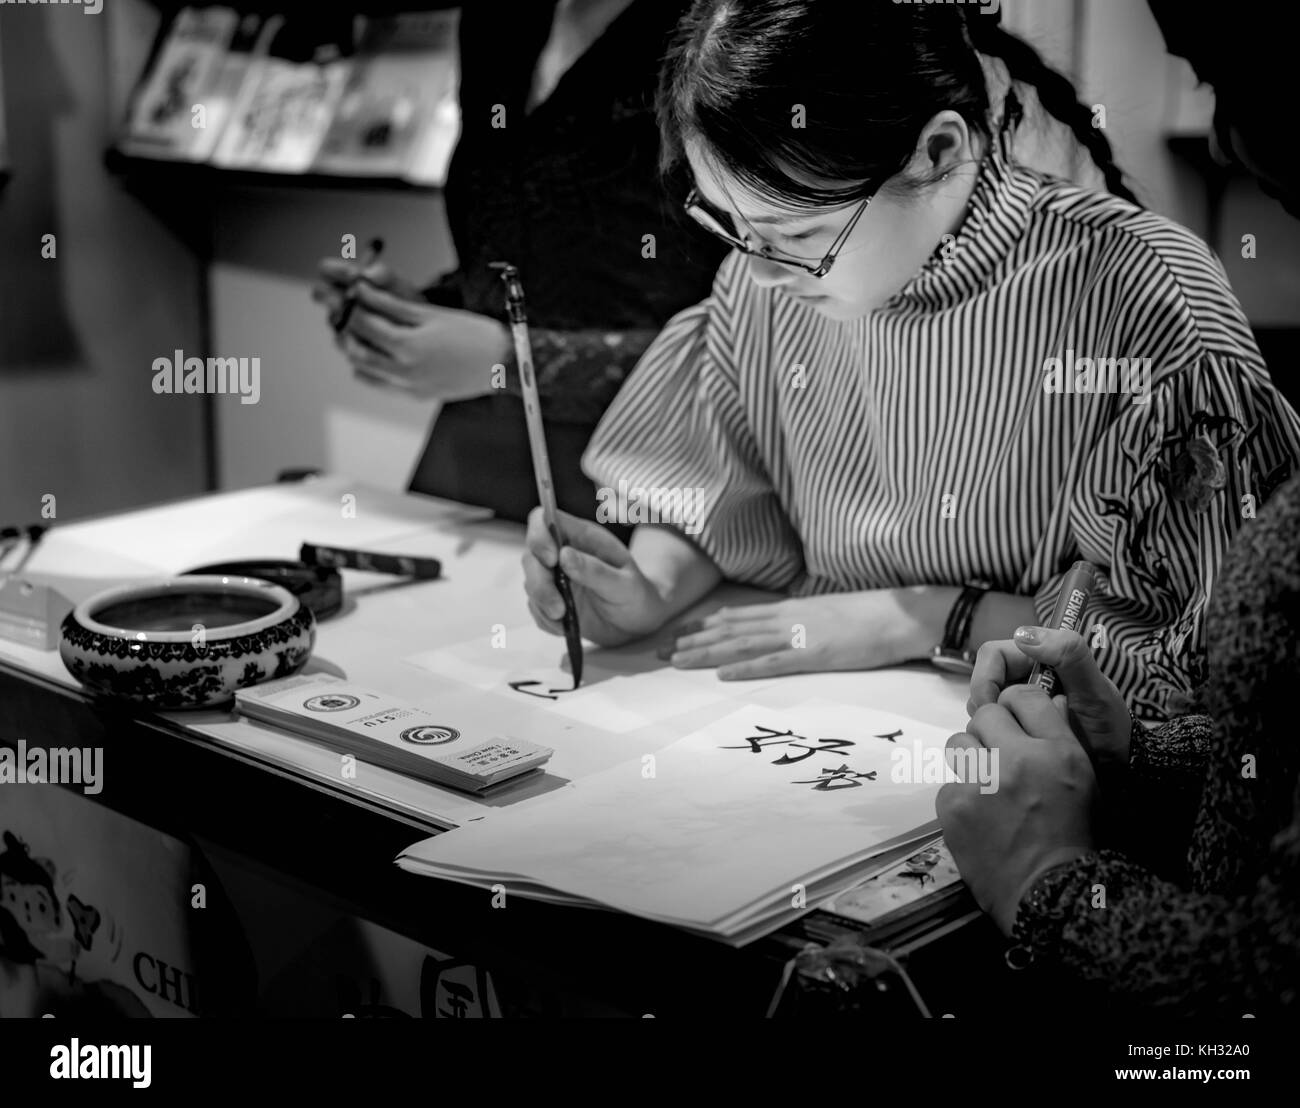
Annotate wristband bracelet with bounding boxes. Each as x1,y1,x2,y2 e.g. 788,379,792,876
930,579,992,675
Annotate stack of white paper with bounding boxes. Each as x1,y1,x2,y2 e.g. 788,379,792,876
237,675,552,793
398,704,959,944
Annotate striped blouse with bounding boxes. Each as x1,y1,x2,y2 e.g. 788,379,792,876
582,139,1300,720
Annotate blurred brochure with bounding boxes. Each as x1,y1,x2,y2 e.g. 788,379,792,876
117,7,460,184
187,12,284,163
119,6,240,161
210,23,349,173
314,10,461,184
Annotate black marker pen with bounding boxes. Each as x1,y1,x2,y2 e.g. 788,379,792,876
1027,560,1098,697
300,541,441,580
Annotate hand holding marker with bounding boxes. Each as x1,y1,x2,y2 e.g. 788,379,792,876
1027,560,1098,696
331,237,385,334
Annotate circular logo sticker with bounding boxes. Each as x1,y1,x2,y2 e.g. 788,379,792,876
304,694,361,712
400,725,460,746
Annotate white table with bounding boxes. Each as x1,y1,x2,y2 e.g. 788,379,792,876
2,477,971,833
0,478,988,1016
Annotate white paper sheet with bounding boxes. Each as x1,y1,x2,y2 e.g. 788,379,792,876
25,478,489,582
399,702,954,939
405,621,781,733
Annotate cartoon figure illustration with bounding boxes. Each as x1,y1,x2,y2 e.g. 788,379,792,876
1,830,76,1015
0,830,149,1017
66,894,102,953
0,830,59,952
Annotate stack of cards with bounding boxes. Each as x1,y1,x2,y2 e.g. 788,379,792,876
235,675,552,793
815,838,970,945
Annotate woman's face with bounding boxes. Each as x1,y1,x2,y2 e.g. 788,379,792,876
684,120,979,319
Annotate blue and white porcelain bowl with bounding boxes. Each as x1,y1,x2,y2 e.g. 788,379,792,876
59,576,316,709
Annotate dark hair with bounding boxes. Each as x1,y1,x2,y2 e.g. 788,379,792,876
657,0,1137,210
0,831,54,893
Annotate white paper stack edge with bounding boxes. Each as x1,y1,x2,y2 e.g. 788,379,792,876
236,674,551,793
396,703,955,945
398,823,941,946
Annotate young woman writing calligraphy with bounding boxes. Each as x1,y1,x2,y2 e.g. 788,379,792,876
521,0,1300,719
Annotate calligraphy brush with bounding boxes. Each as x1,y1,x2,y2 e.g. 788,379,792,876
491,261,583,688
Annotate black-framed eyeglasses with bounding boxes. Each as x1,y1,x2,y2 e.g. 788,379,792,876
684,187,873,278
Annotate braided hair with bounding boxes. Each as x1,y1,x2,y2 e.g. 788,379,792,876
964,15,1138,205
658,0,1138,210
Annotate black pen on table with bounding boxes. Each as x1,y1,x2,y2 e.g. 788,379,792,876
1026,559,1098,696
0,527,20,567
299,541,441,580
492,260,584,689
0,525,47,575
332,237,385,334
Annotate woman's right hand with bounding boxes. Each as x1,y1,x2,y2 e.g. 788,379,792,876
313,258,423,317
312,259,508,399
968,627,1133,772
523,509,670,647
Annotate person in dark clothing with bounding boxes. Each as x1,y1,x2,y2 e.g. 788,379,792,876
939,471,1300,1013
313,0,726,523
1148,0,1300,218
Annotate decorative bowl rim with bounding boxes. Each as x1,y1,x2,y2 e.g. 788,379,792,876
69,575,301,645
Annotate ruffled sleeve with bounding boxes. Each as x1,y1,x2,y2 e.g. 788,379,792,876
582,254,804,590
1037,352,1300,720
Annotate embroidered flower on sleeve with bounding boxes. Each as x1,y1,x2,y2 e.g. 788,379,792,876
1156,412,1245,513
1168,431,1227,511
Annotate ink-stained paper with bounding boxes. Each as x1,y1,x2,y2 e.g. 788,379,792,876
405,622,781,734
398,703,953,944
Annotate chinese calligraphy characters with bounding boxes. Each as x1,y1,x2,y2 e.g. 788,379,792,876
719,724,900,791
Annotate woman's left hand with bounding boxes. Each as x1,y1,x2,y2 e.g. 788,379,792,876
938,684,1097,935
667,589,942,680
